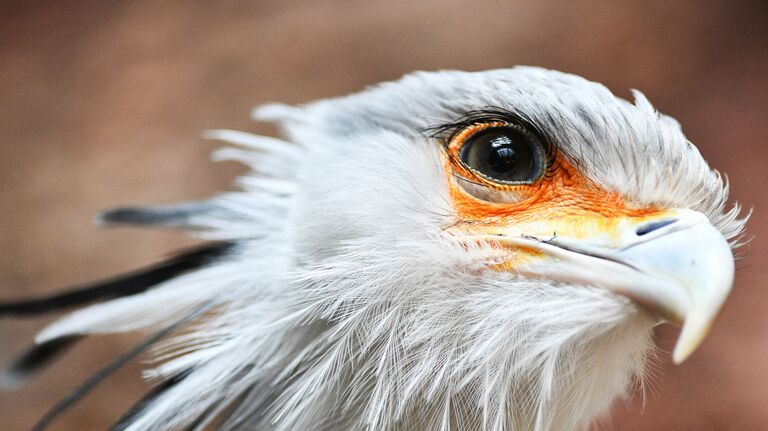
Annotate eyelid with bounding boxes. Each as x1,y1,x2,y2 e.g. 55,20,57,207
453,175,526,203
447,121,506,153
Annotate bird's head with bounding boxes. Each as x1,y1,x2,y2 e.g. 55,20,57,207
2,67,748,431
246,67,746,428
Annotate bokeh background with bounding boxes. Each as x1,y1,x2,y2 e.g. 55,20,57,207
1,1,766,430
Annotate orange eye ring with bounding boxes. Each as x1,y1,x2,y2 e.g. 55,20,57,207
447,121,549,191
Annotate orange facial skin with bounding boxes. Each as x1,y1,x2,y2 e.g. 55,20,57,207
444,122,669,250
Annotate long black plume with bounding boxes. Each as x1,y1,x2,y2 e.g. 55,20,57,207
32,302,213,431
111,369,193,431
0,336,82,389
0,242,235,318
96,202,217,229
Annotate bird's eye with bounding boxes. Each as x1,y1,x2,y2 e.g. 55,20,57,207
458,125,545,186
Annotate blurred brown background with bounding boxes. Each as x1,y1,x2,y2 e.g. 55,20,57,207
0,1,766,430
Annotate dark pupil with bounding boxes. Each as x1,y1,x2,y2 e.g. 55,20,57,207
487,136,518,173
460,127,539,183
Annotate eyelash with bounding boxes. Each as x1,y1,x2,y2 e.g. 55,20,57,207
427,108,559,187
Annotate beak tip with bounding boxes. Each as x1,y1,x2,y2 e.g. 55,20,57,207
671,314,717,365
671,345,692,365
671,332,695,364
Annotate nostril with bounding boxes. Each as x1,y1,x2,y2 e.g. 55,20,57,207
636,219,677,236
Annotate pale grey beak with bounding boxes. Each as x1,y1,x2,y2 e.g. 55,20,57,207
490,210,735,364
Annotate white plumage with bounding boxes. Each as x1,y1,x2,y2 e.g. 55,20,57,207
2,67,747,430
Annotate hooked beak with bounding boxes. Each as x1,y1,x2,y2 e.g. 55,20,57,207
478,209,734,364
